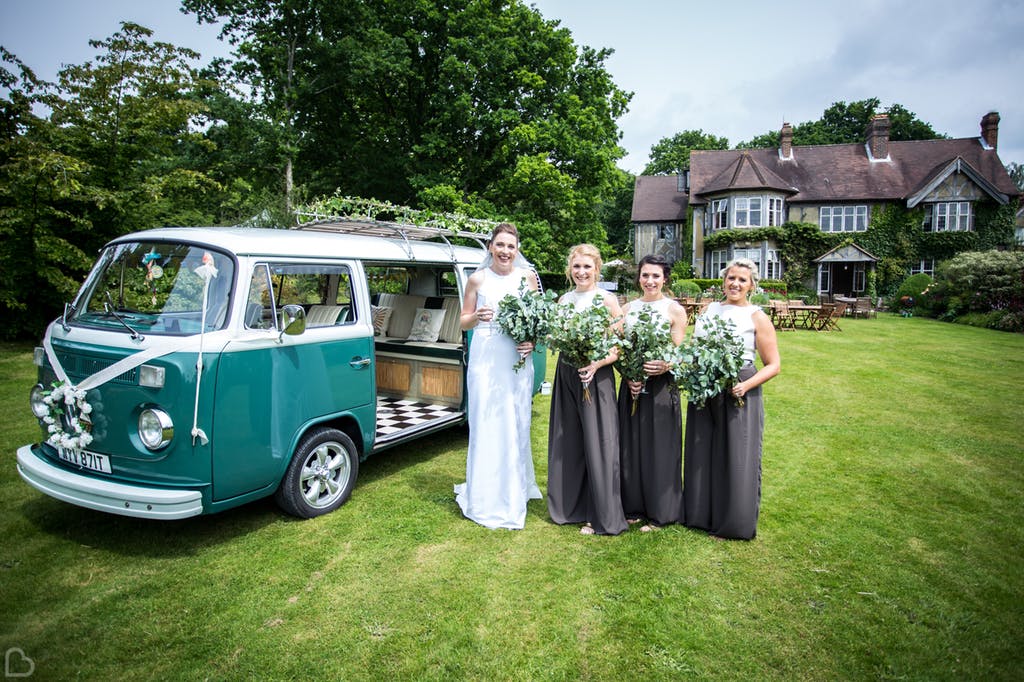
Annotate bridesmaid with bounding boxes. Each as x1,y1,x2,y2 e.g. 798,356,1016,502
683,258,780,540
618,254,688,531
546,244,628,536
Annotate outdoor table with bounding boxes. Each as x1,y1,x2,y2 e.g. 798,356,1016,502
788,304,822,329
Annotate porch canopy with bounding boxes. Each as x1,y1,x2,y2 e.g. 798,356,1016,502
813,243,879,266
813,243,879,297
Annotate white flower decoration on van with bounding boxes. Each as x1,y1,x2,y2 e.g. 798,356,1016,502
41,381,94,453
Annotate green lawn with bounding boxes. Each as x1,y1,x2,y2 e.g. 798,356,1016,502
2,315,1023,680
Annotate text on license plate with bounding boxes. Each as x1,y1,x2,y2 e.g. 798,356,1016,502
58,448,112,474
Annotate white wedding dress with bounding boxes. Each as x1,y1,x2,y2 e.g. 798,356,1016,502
455,266,542,529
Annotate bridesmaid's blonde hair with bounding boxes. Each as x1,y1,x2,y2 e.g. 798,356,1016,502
565,244,603,283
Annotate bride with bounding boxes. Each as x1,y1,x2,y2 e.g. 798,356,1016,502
454,223,542,529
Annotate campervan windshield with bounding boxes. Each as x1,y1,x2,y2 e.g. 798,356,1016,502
70,240,235,336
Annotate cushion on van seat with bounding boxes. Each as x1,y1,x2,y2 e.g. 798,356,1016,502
376,293,426,338
438,297,463,344
306,305,345,327
371,305,393,336
407,308,446,342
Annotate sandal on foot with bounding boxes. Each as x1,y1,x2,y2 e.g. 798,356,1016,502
580,524,596,536
627,518,643,525
639,523,660,532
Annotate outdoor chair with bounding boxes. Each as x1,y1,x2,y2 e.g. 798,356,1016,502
815,302,845,331
852,297,876,318
773,301,797,331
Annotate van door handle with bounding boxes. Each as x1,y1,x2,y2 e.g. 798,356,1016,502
349,357,372,368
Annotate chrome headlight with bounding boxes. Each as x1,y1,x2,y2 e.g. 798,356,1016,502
138,408,174,450
30,383,50,419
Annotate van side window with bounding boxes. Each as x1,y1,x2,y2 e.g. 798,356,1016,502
245,263,277,329
250,263,355,328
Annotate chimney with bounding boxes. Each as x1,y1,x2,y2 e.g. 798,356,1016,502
780,122,793,159
981,111,1000,150
866,114,890,160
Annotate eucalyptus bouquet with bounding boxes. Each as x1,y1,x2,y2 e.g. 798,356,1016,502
615,307,678,415
546,295,619,402
495,281,558,371
674,314,746,408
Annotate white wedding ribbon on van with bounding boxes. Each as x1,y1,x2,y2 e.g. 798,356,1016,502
42,256,221,449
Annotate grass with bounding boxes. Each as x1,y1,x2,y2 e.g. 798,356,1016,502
1,314,1023,680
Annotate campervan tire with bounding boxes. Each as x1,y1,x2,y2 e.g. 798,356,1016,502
276,427,358,518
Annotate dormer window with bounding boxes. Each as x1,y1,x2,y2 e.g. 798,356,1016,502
923,201,972,232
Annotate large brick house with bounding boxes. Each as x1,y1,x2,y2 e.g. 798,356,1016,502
631,112,1021,296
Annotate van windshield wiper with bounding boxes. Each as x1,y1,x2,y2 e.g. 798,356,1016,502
104,292,144,341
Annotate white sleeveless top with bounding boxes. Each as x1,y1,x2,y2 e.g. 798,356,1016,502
560,288,602,311
625,296,672,328
696,301,758,364
476,266,530,334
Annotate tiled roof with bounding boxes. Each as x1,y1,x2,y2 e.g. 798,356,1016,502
688,137,1020,205
699,151,798,196
631,174,688,222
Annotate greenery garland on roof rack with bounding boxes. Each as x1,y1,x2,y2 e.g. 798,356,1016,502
296,195,500,236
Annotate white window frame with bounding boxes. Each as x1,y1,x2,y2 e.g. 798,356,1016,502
711,199,729,231
709,249,729,277
767,197,784,226
734,197,763,227
909,259,935,276
820,205,868,232
817,264,830,293
853,263,866,292
926,201,972,232
764,249,782,280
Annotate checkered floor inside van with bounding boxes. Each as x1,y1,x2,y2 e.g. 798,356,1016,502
376,396,460,439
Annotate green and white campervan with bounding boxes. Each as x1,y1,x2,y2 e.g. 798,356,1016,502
17,219,545,520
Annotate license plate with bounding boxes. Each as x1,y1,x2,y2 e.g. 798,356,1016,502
58,448,112,474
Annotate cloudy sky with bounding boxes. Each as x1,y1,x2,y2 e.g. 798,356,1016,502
3,0,1022,173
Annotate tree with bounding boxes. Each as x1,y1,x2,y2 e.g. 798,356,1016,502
642,129,729,175
188,0,631,271
1,24,223,338
1006,162,1024,191
738,99,944,148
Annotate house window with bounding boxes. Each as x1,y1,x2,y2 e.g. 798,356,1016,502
909,259,934,276
924,202,972,232
732,248,761,273
709,249,729,277
735,197,762,227
658,224,676,241
767,197,784,226
764,249,782,280
711,199,729,230
820,205,868,232
818,264,830,293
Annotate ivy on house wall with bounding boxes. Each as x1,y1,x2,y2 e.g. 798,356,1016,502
699,199,1016,297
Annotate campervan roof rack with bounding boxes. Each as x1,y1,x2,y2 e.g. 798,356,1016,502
294,200,497,260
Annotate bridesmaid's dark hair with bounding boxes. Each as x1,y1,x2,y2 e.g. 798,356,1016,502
636,254,671,283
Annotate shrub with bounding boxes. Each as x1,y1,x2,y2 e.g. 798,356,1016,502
891,273,933,312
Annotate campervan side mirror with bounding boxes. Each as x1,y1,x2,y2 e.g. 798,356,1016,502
279,304,306,340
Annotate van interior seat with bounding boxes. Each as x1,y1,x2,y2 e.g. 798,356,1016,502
306,304,345,327
374,293,463,352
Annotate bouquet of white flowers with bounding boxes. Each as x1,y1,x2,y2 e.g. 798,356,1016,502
547,295,619,402
674,315,746,408
615,307,678,415
495,281,558,371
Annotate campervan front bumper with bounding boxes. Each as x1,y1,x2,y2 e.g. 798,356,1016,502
16,444,203,520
